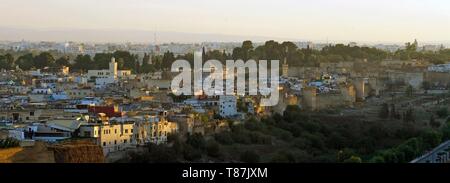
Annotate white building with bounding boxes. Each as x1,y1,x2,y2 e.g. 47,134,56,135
86,57,132,87
78,120,135,156
219,95,237,118
31,88,53,95
428,63,450,73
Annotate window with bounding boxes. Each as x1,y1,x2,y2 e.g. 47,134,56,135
84,131,91,137
124,139,127,144
103,142,106,146
115,129,117,134
30,112,34,116
131,129,133,133
114,140,117,145
125,129,128,134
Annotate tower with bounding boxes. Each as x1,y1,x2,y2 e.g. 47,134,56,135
282,46,289,78
302,87,317,111
353,78,366,102
109,57,118,80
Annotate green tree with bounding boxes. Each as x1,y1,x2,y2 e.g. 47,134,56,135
421,130,443,150
34,52,55,68
113,51,138,72
187,133,206,150
93,53,113,69
161,51,175,70
0,55,8,70
206,140,221,158
0,138,20,148
183,144,202,161
370,156,385,163
16,53,35,70
343,156,362,163
240,150,260,163
140,53,155,73
214,132,234,145
72,54,93,73
337,148,357,162
405,85,414,97
270,151,296,163
429,115,440,128
403,107,415,123
55,55,70,67
0,53,15,70
436,108,449,119
379,103,390,119
5,53,15,70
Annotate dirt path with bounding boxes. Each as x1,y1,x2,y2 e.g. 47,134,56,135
10,142,55,163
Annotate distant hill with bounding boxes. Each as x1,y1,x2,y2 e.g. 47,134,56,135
0,27,296,43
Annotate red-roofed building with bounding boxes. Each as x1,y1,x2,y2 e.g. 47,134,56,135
88,106,123,117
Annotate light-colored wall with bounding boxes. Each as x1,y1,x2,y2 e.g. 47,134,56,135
79,123,134,155
65,89,94,99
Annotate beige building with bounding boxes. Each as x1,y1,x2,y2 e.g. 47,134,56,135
78,120,135,155
133,116,178,145
65,88,95,99
0,109,74,123
302,84,356,111
86,57,131,81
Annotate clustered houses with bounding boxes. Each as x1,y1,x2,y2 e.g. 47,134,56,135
0,61,183,158
0,55,238,159
5,109,179,156
78,116,135,155
1,43,448,160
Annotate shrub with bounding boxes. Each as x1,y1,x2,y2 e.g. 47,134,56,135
0,138,20,149
183,144,202,161
214,132,234,145
186,133,206,150
343,156,362,163
206,140,221,158
436,108,449,118
270,151,296,163
240,150,260,163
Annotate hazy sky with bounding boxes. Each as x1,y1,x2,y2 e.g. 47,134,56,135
1,0,450,43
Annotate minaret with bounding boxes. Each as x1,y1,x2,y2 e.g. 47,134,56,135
109,57,118,80
282,46,289,78
202,46,207,61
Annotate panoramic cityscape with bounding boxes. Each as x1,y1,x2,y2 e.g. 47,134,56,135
0,0,449,169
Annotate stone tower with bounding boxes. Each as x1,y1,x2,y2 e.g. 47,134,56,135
282,46,289,78
109,57,118,80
